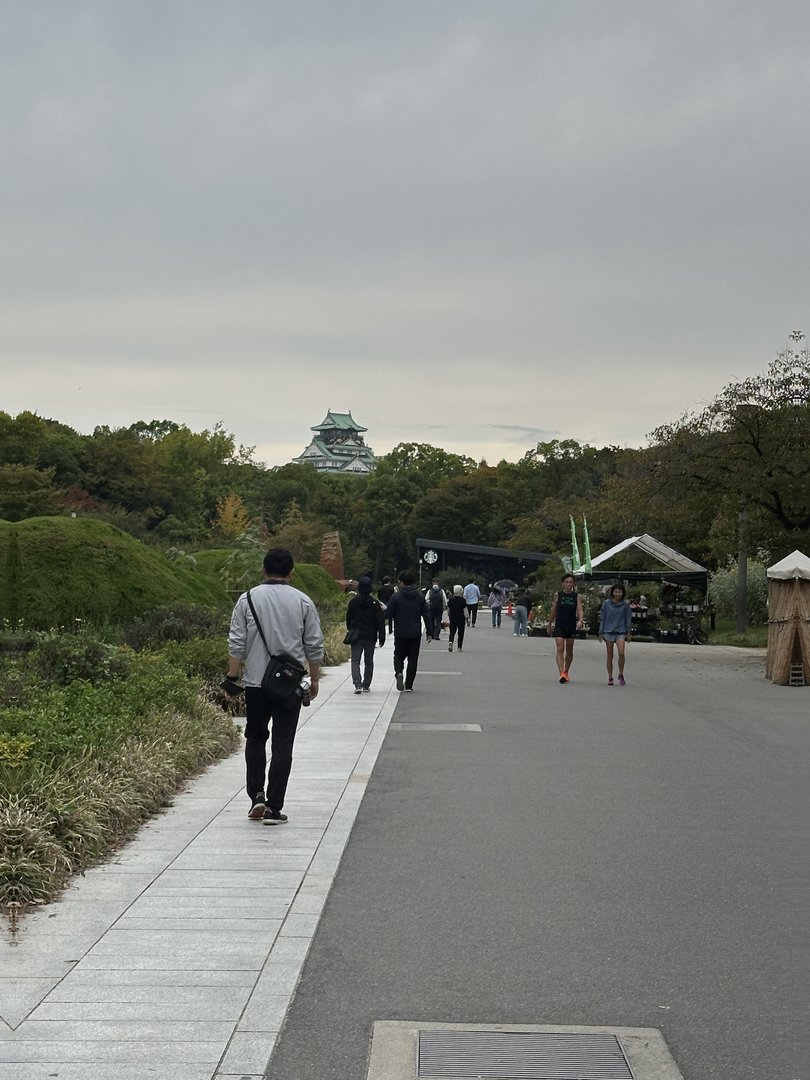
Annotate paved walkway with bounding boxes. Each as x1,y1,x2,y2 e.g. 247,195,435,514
1,654,398,1079
2,629,804,1080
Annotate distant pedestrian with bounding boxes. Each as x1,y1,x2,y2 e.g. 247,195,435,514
446,585,468,652
462,578,481,626
386,571,432,692
378,575,396,634
488,587,503,628
426,577,447,640
225,548,324,824
513,587,533,637
548,573,584,683
345,576,386,693
598,583,632,686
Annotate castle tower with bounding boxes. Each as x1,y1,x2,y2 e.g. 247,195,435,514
293,410,377,473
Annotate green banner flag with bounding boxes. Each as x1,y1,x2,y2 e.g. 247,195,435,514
583,515,592,573
569,515,581,572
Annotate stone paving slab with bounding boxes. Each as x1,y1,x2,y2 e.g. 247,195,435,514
0,1040,226,1064
0,1067,219,1080
0,657,398,1080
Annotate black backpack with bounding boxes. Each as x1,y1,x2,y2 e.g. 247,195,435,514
428,586,444,612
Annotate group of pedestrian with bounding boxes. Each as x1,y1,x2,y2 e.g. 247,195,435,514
223,550,634,827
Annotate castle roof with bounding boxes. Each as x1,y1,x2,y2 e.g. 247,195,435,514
311,410,367,434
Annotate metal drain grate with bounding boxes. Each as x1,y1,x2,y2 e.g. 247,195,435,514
417,1030,634,1079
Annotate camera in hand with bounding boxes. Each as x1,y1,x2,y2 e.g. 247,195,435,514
219,676,243,697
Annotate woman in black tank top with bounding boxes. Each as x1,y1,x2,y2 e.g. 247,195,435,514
548,573,583,684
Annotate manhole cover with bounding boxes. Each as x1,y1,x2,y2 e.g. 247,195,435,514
418,1030,634,1079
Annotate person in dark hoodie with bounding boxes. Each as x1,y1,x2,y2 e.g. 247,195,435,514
345,576,386,693
385,570,431,692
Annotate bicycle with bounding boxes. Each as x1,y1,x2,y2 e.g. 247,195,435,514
684,618,707,645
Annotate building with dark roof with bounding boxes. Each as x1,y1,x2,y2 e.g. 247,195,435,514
293,410,377,473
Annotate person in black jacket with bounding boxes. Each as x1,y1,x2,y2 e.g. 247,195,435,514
345,576,386,693
385,570,431,692
446,585,468,652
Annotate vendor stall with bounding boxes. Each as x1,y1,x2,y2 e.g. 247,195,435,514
575,533,709,643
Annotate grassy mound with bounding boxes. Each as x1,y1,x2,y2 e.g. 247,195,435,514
290,563,346,605
0,517,231,628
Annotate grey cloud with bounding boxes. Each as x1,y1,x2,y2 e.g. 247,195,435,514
2,1,808,467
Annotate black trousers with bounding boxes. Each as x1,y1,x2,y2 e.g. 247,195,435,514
449,616,465,648
351,639,376,688
393,635,422,689
428,609,444,639
244,687,301,811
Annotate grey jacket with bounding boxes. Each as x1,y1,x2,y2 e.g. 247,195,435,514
228,582,324,687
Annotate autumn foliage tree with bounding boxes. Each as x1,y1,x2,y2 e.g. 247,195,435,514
213,493,251,541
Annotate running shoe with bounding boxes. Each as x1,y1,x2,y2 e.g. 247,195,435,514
607,677,614,686
618,674,626,686
248,794,266,820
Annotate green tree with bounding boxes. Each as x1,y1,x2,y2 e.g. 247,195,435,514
650,334,810,548
267,500,329,563
408,470,504,547
0,464,59,521
382,443,476,492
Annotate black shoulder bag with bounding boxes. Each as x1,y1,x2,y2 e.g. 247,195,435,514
246,589,307,703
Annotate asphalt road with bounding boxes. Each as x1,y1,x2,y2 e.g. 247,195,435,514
267,625,808,1080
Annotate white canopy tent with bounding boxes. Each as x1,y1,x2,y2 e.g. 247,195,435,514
575,533,708,593
766,550,810,580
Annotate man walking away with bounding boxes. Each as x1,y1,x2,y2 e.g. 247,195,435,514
346,576,386,692
386,571,431,691
378,575,395,634
462,578,481,626
426,578,447,640
225,548,324,824
447,585,468,652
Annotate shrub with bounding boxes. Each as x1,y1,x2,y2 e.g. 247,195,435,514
121,603,228,650
708,559,769,625
32,630,132,686
156,636,225,683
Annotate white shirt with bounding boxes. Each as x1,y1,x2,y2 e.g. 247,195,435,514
462,583,481,605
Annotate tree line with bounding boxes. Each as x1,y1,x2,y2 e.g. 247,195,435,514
2,337,807,579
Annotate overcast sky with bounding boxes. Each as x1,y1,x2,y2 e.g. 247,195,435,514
3,1,808,467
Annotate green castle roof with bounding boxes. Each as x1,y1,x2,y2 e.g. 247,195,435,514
311,410,367,433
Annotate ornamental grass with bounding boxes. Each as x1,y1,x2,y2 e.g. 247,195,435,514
0,645,239,931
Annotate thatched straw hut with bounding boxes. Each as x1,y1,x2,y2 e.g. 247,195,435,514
765,550,810,686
